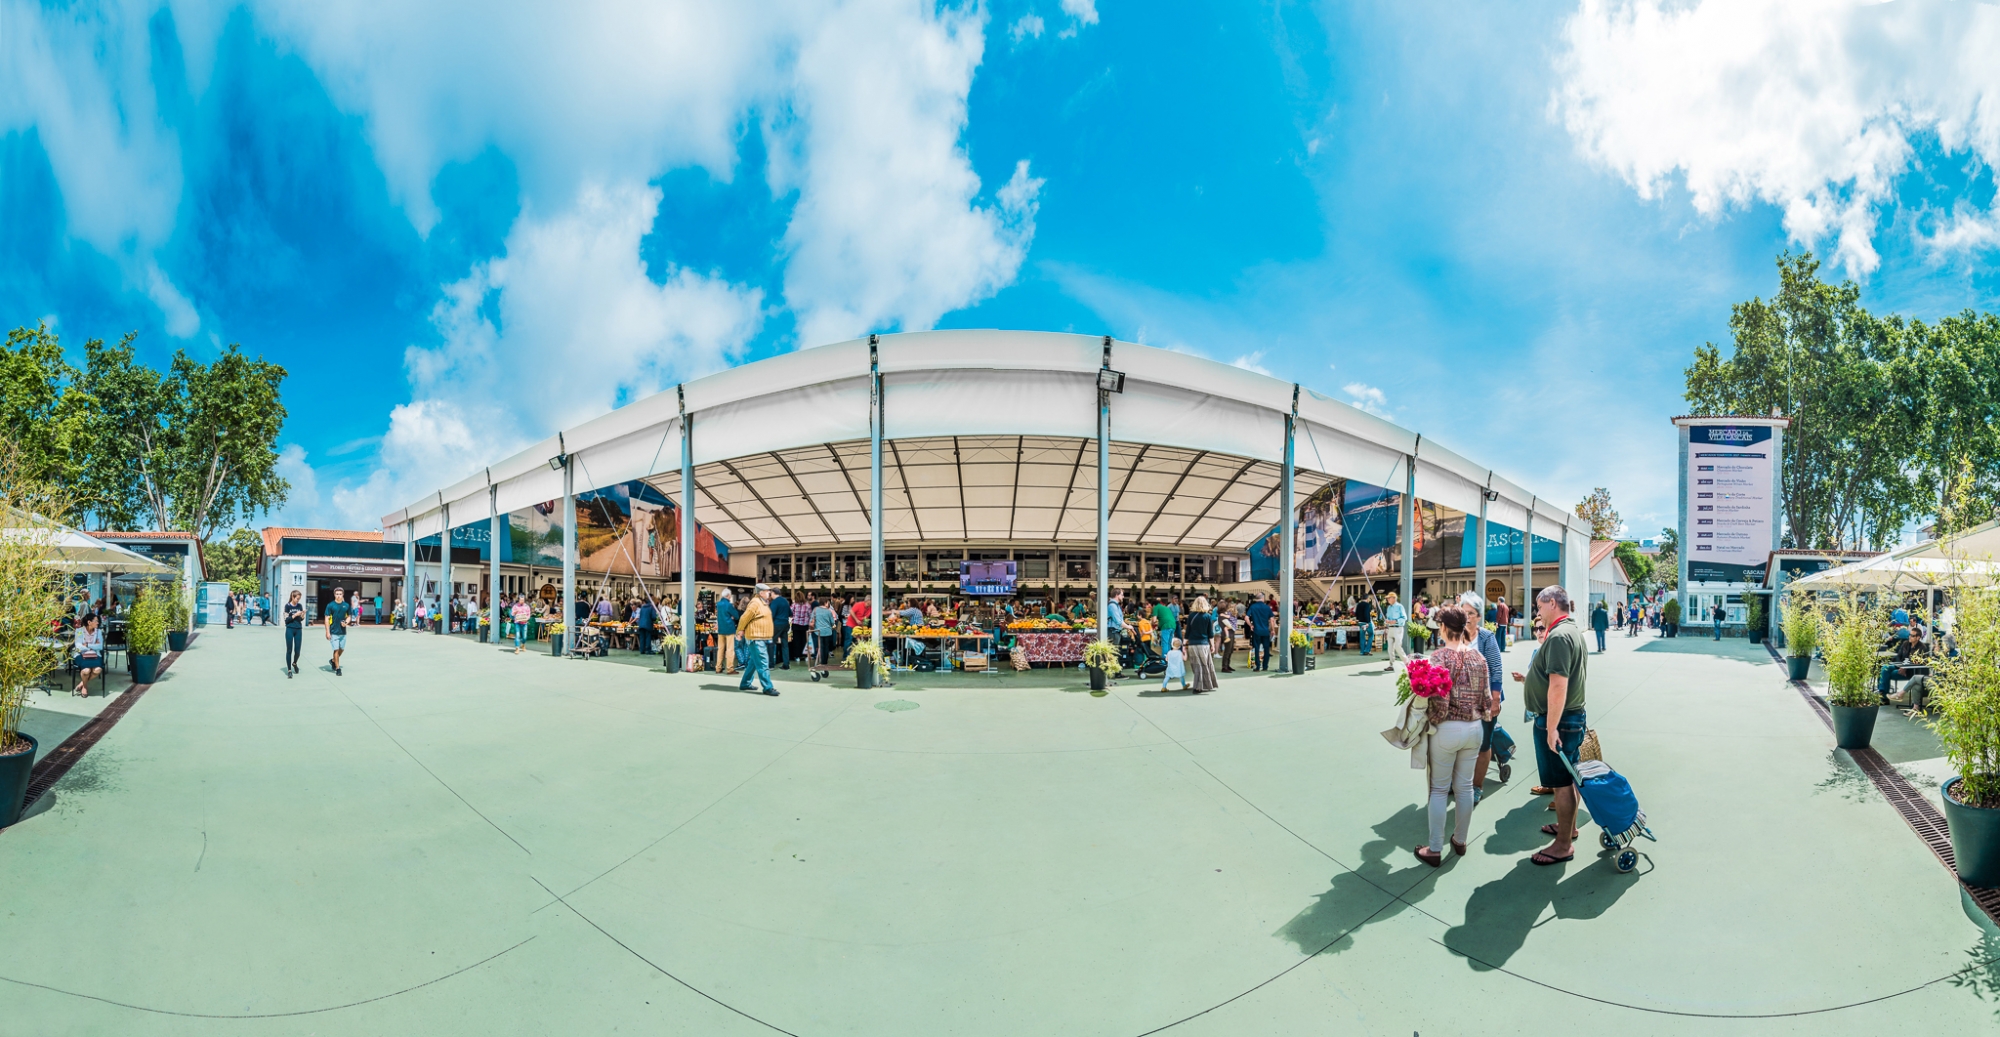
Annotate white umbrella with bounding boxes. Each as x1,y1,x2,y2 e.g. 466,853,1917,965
1791,522,2000,592
1,507,179,575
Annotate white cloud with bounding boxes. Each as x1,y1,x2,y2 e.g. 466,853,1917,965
1010,13,1045,42
1342,382,1390,417
1553,0,2000,275
1230,351,1273,376
1058,0,1099,38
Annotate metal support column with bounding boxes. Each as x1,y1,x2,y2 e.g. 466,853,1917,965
1523,499,1536,618
488,480,501,643
1474,481,1490,610
1279,386,1298,672
561,446,575,656
404,520,416,628
1399,452,1416,620
679,390,695,656
438,500,451,635
1096,341,1112,643
869,336,884,651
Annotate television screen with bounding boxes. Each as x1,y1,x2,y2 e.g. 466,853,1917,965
959,560,1017,596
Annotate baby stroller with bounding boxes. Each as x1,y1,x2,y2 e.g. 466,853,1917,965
1561,754,1656,873
1120,635,1168,678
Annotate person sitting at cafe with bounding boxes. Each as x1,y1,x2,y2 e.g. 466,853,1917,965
1877,626,1928,700
72,613,106,697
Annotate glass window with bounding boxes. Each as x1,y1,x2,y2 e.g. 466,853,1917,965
802,554,833,582
1016,552,1050,579
1222,560,1239,583
1184,556,1206,582
1108,553,1135,578
838,554,871,581
890,553,920,580
1061,553,1093,579
925,550,963,580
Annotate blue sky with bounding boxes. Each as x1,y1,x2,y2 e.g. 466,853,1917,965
5,0,1998,539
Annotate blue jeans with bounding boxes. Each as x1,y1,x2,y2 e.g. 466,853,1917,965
1359,621,1375,655
738,639,774,692
1250,634,1271,670
1595,629,1606,651
1714,620,1721,641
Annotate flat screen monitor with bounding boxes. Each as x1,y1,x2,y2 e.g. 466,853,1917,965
960,560,1017,596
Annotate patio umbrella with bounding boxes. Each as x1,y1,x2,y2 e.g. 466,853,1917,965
1791,521,2000,592
1,507,179,575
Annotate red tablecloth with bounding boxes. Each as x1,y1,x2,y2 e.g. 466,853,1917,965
1016,631,1089,663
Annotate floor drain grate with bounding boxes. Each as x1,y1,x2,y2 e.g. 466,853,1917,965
1766,643,2000,924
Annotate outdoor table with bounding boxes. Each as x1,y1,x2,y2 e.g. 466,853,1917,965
1014,631,1089,665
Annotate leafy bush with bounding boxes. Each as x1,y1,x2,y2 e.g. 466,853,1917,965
1744,591,1766,636
659,634,685,651
1662,598,1681,626
1930,588,2000,808
1289,630,1311,648
0,446,76,750
165,587,192,632
128,585,169,657
1822,593,1886,708
1782,589,1820,658
846,639,882,668
1083,639,1120,672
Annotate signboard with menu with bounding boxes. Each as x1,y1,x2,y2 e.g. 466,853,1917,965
1675,417,1786,586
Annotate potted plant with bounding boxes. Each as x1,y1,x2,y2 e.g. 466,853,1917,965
1781,589,1818,681
1,453,73,827
660,633,685,673
1822,593,1885,751
547,621,566,657
165,588,191,652
1662,597,1681,638
1083,639,1120,691
849,639,883,689
1288,629,1311,674
127,585,169,685
1928,585,2000,887
1744,591,1767,644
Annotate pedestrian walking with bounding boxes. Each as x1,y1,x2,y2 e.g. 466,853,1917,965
811,595,839,666
1383,591,1410,663
1460,593,1512,792
1512,587,1588,866
1591,599,1609,652
1217,604,1239,673
1184,596,1219,693
737,584,779,696
511,596,532,653
1414,604,1498,866
283,590,305,676
1355,594,1376,656
716,591,740,674
325,586,353,676
768,588,791,668
1712,602,1724,640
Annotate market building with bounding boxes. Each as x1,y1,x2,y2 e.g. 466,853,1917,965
385,330,1593,668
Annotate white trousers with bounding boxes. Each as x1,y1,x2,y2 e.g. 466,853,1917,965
1387,623,1410,663
1428,719,1484,853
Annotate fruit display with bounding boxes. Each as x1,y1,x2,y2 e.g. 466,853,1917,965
1007,618,1073,631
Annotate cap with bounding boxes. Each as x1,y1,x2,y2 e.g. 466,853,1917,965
755,582,771,592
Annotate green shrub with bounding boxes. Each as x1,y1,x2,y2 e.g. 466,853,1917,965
846,639,882,668
1083,639,1120,672
1822,593,1886,708
1663,598,1681,626
1289,629,1311,648
1930,588,2000,808
128,585,169,657
1781,589,1820,658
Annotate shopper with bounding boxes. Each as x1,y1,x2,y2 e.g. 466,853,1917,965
716,590,740,674
1712,602,1724,640
1513,587,1588,866
72,613,105,696
511,596,532,654
1383,591,1409,664
1414,604,1496,866
790,592,811,667
768,588,791,668
1461,593,1511,792
325,586,353,676
811,596,839,666
737,584,779,696
1218,604,1239,673
1590,599,1609,652
1355,593,1376,656
1184,596,1218,693
283,590,305,676
1152,597,1178,653
635,595,658,656
1246,596,1273,671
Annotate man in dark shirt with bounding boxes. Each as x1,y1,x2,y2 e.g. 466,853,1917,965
1512,586,1588,865
1246,597,1273,672
635,596,657,657
768,588,791,668
324,587,352,676
1354,595,1376,656
283,589,306,677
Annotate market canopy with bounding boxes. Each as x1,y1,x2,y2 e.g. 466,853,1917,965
1,507,180,575
1791,520,2000,592
384,330,1590,554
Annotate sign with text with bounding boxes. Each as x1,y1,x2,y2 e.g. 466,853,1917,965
307,561,404,577
1685,423,1777,583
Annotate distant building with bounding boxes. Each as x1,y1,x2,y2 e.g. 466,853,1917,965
1588,540,1631,606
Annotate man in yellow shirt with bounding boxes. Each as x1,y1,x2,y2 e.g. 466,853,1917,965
737,583,779,696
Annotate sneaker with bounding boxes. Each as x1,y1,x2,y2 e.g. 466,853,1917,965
762,689,780,696
336,667,343,676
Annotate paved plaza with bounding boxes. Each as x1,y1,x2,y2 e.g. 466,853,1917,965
3,626,1997,1036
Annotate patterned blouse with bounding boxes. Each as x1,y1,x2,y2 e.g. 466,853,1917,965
1427,644,1490,723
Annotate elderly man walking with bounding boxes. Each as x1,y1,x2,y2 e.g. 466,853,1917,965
737,584,779,696
1383,591,1410,664
1513,586,1589,866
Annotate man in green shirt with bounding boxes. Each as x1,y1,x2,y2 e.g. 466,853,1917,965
1151,600,1178,651
324,586,353,677
1511,585,1588,866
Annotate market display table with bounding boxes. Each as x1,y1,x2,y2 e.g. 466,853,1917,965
1013,631,1089,664
884,631,997,671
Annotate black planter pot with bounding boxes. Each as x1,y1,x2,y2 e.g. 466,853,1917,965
856,656,876,689
0,733,39,828
1749,631,1764,645
1290,645,1308,674
663,649,682,674
1830,703,1879,750
166,630,188,652
550,633,564,657
1088,665,1106,691
1943,777,2000,888
1786,656,1811,681
132,653,160,685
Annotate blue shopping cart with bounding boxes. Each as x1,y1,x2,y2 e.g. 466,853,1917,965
1562,753,1656,873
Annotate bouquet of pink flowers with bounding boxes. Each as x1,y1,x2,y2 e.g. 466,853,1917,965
1395,658,1455,705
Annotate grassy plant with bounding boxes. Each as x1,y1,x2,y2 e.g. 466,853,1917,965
659,633,685,651
1823,593,1887,708
846,639,882,669
1782,588,1821,658
1,444,79,751
1288,629,1311,648
164,586,192,632
1083,639,1120,672
1930,587,2000,808
127,585,169,657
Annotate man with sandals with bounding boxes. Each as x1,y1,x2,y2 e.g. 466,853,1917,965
1512,586,1589,866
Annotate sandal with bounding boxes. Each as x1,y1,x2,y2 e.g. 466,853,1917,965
1539,823,1577,839
1530,849,1574,866
1413,846,1443,868
1450,839,1468,857
1531,785,1554,795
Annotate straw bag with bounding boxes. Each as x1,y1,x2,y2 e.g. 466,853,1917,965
1009,644,1029,671
1579,729,1603,762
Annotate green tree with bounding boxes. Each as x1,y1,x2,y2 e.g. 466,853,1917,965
1655,527,1679,591
0,324,88,488
204,527,265,593
1888,310,2000,534
1574,487,1621,540
1615,541,1654,591
1685,252,1916,549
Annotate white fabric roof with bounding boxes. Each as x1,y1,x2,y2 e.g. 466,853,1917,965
384,331,1589,552
1791,520,2000,591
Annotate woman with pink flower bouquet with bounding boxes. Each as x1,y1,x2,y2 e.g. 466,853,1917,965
1413,604,1501,866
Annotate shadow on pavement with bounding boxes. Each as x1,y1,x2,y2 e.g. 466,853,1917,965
1274,804,1441,955
1443,845,1638,970
1482,797,1591,856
